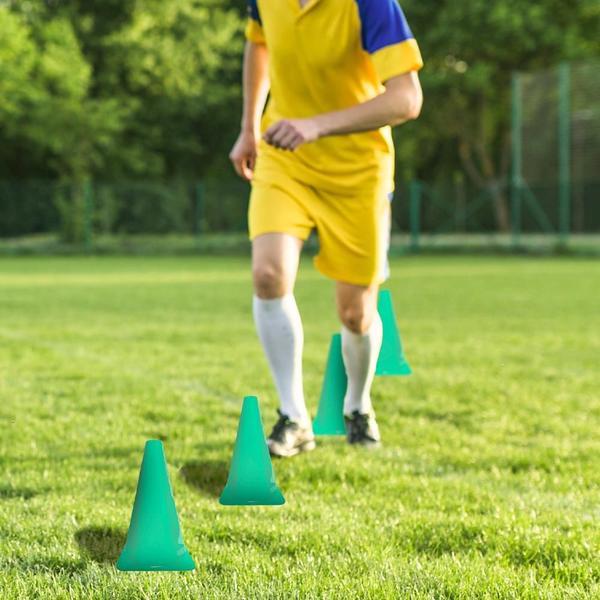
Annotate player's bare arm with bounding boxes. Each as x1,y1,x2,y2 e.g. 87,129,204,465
229,41,270,180
264,71,423,151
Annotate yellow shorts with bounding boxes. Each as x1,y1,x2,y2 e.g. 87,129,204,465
248,169,391,286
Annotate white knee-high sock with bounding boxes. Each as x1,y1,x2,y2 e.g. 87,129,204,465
253,294,309,424
342,312,383,416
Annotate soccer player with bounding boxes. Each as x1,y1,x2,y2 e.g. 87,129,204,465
229,0,423,457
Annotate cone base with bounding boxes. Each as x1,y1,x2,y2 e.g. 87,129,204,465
375,360,412,376
116,548,195,572
313,417,346,436
219,485,285,506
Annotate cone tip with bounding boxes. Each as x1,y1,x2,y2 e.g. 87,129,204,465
144,439,164,449
242,395,259,407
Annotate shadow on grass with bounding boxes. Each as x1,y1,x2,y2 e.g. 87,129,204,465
179,460,229,498
11,556,87,575
396,405,476,431
75,526,126,564
143,432,170,443
0,485,38,500
0,447,141,468
398,521,487,557
97,446,142,460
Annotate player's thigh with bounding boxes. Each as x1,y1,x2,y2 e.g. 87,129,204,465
252,233,303,298
313,186,391,288
335,281,379,334
248,174,314,298
248,175,314,243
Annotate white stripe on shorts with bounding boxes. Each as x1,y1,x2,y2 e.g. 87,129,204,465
377,192,393,283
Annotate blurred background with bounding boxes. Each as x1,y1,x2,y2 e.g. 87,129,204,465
0,0,599,253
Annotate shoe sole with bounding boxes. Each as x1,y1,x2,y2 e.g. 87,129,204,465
269,439,316,458
348,439,381,449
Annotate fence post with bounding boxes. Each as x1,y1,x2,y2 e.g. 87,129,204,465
83,178,94,251
195,182,204,241
454,172,466,233
558,62,571,245
510,72,522,249
409,180,421,252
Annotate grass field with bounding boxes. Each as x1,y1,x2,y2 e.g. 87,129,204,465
0,255,598,599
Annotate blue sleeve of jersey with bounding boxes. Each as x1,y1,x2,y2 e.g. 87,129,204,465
356,0,414,54
247,0,262,25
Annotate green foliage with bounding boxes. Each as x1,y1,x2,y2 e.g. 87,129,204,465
397,0,599,229
0,9,37,127
0,1,242,180
53,183,87,244
0,7,125,179
100,0,243,177
96,181,194,234
0,0,598,230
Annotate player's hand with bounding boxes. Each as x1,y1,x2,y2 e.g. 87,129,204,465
263,118,320,151
229,130,258,181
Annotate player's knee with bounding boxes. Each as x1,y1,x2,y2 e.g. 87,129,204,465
253,263,286,298
339,303,370,334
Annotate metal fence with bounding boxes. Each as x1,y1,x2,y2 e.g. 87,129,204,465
0,178,250,247
1,176,598,254
509,61,600,247
399,179,600,252
1,62,598,254
403,60,600,252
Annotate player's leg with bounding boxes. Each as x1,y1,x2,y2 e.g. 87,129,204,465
248,172,317,457
310,185,390,446
252,234,316,457
336,282,383,447
252,232,305,419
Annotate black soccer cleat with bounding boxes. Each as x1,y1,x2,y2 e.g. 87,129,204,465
267,410,316,458
344,410,381,447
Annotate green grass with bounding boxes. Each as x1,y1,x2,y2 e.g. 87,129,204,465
0,255,598,599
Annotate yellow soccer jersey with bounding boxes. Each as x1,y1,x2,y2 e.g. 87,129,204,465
245,0,423,193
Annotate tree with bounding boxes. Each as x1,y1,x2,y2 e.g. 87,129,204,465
398,0,600,231
2,0,599,236
0,0,243,181
101,0,243,178
0,6,125,180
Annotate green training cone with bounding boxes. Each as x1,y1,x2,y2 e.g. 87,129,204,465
312,334,348,436
116,440,195,571
219,396,285,506
376,289,412,376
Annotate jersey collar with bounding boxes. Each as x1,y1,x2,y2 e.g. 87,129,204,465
291,0,323,20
